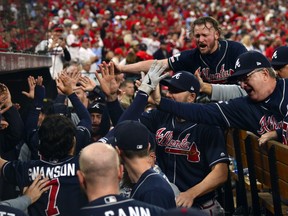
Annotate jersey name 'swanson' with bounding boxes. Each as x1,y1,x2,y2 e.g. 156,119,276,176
28,163,75,180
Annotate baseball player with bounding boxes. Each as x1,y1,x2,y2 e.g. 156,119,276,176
154,51,288,145
0,115,88,216
99,61,229,215
23,73,91,160
196,46,288,102
78,142,166,216
271,46,288,78
113,16,247,84
112,120,176,210
0,74,92,215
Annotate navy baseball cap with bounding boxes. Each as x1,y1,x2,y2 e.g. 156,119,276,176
271,46,288,70
160,71,200,94
229,51,272,80
88,101,105,114
114,120,149,151
46,103,68,116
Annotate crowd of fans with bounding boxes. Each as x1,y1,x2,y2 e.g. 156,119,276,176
0,0,288,59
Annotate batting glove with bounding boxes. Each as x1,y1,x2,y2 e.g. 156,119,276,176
138,60,168,95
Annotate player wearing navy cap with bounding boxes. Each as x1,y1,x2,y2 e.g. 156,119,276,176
77,142,166,216
87,100,107,142
98,61,229,215
196,46,288,102
153,51,288,145
271,46,288,78
113,120,176,210
113,16,247,84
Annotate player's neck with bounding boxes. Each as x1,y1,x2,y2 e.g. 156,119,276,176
87,184,119,202
124,158,152,183
210,41,220,54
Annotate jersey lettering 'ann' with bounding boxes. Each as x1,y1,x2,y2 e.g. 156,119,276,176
155,128,200,162
104,207,151,216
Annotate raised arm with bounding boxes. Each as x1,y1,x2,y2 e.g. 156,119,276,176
114,59,169,75
195,68,247,101
0,84,24,151
56,72,91,130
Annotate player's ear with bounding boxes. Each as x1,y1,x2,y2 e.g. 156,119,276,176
214,30,220,40
118,164,124,181
77,170,86,189
115,146,121,155
187,92,197,103
147,143,151,152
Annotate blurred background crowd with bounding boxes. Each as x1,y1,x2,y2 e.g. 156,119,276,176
0,0,287,61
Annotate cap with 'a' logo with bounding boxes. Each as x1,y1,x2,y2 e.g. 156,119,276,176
229,51,272,80
271,46,288,70
160,71,200,94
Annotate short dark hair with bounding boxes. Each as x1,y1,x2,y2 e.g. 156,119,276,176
38,115,76,161
120,148,149,159
192,16,221,36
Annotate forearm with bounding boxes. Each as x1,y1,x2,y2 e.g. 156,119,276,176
118,91,148,122
200,83,212,96
210,84,247,101
158,98,227,127
186,163,228,199
119,59,167,74
4,106,24,142
107,99,123,126
68,93,91,130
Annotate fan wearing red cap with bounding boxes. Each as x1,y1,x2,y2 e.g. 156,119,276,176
111,47,125,64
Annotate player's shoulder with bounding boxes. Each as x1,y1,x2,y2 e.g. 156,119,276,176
195,123,225,136
80,195,165,216
225,39,247,52
0,205,26,216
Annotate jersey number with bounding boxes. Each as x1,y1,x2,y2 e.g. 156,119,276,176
46,178,60,216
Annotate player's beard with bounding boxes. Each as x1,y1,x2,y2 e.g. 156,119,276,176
91,126,102,141
198,39,218,55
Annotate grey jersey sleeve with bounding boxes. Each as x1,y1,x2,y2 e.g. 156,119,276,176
211,84,247,101
0,195,31,212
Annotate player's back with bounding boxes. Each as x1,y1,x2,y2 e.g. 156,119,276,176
79,194,166,216
2,155,87,216
28,156,87,216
